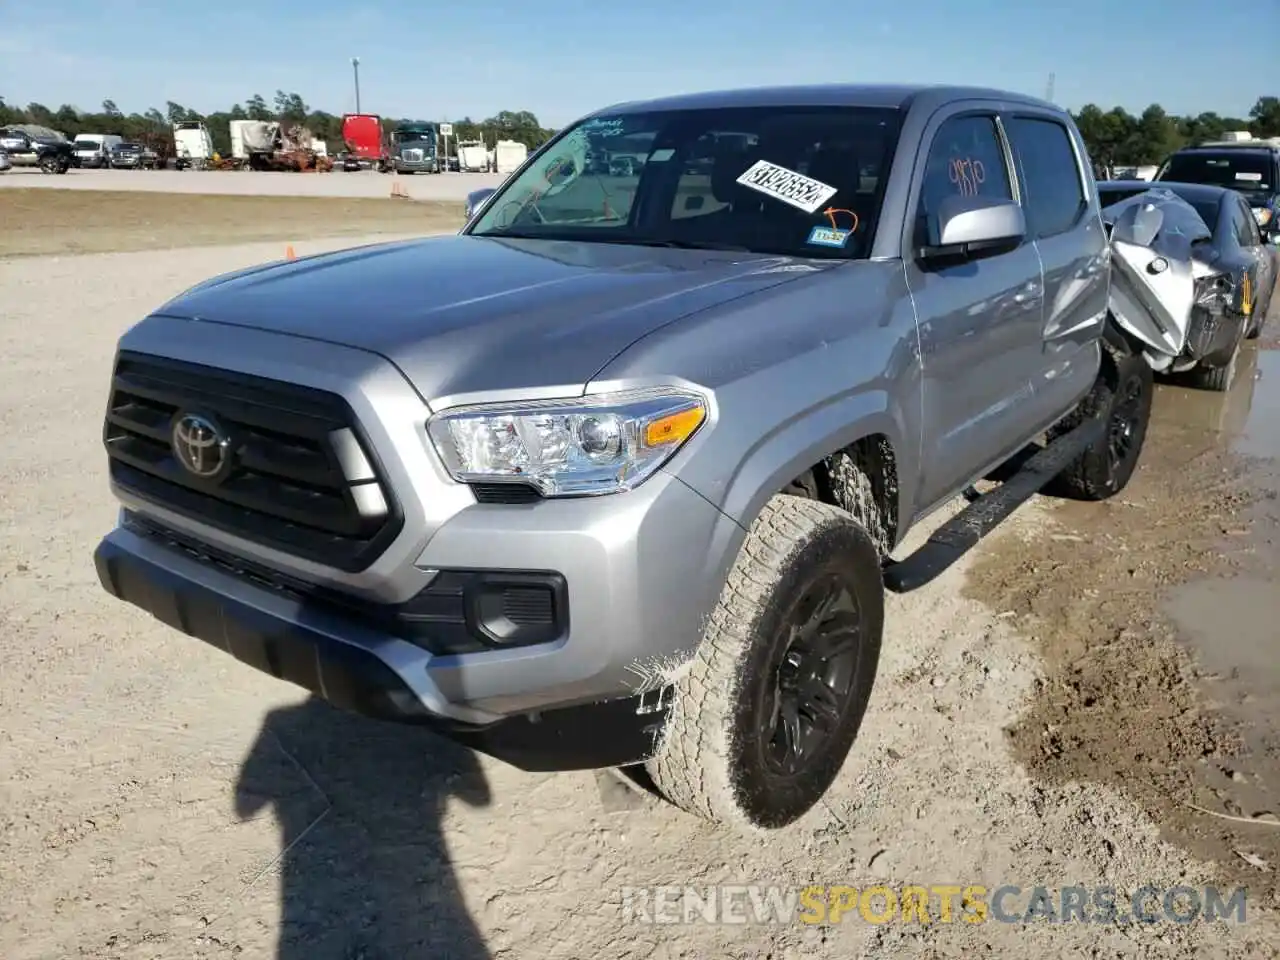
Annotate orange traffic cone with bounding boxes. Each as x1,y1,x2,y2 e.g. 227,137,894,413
286,245,297,260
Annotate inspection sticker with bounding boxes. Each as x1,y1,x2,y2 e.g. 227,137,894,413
806,225,851,248
736,160,838,213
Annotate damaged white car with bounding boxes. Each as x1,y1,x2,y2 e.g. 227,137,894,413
1100,182,1276,391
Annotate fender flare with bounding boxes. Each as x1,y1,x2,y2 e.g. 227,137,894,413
709,387,911,538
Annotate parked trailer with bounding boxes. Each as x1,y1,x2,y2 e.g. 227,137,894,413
173,121,213,170
457,139,490,172
228,119,271,168
341,113,387,171
493,139,528,174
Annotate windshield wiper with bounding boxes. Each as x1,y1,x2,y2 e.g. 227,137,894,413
587,237,757,252
471,232,789,255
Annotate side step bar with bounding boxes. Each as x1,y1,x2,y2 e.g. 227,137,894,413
881,417,1106,594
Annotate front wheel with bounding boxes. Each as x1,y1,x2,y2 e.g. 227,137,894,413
38,154,62,174
645,495,884,830
1050,340,1154,501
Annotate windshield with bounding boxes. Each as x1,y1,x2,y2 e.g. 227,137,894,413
73,140,99,151
1158,152,1273,194
467,105,903,259
398,128,435,141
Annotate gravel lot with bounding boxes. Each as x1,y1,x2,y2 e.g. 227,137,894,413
2,222,1279,958
0,189,462,258
0,166,506,200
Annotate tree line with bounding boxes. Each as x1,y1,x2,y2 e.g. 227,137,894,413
0,91,557,158
2,91,1278,167
1076,97,1280,171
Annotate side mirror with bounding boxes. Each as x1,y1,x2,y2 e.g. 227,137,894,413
920,194,1026,260
464,187,497,220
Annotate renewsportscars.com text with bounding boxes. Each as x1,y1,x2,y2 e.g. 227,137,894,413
620,884,1249,926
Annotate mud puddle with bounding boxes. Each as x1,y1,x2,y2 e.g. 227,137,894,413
966,339,1280,906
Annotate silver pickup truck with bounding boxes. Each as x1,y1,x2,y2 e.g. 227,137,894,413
95,84,1156,830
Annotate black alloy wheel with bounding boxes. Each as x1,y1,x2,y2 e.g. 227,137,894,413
761,575,863,777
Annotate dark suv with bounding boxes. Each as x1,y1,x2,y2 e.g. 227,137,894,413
1156,142,1280,242
0,127,74,174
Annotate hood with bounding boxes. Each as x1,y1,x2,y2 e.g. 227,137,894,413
157,235,822,403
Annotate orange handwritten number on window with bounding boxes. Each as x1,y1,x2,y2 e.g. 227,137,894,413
948,156,986,197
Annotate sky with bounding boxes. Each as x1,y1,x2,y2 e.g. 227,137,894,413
0,0,1273,127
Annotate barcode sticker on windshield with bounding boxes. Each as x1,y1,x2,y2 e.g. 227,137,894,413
1236,172,1263,181
736,160,838,213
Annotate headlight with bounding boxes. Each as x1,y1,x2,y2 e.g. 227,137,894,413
427,388,707,497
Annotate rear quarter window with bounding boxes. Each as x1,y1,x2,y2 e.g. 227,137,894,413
1005,117,1086,238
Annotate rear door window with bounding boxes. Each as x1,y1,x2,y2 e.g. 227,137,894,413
1234,198,1261,246
1004,117,1086,238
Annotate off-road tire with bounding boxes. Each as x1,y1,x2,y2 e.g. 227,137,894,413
824,451,891,560
1049,340,1153,501
38,153,60,174
645,495,884,830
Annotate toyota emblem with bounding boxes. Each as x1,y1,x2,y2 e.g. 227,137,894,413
172,413,231,479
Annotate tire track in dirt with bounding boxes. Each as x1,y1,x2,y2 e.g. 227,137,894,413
967,294,1280,909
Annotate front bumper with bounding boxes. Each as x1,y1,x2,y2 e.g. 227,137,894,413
99,325,746,762
394,158,437,173
94,520,676,770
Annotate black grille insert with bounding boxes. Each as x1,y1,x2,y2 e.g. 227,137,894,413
104,352,402,572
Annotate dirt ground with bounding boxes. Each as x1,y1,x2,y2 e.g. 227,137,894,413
2,206,1280,959
967,332,1280,908
0,167,506,201
0,189,464,258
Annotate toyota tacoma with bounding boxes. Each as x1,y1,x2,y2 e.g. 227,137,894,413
95,84,1155,830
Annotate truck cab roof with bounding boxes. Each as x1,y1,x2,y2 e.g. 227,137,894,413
596,83,1062,117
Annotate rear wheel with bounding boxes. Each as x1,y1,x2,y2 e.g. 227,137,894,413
645,495,884,830
1050,340,1154,501
1188,349,1237,392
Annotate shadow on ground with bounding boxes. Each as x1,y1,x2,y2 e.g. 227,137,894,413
236,696,492,959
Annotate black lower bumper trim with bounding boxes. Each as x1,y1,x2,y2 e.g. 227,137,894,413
446,696,670,773
93,535,668,772
94,536,432,724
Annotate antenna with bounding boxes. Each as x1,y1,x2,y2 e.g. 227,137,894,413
1045,72,1056,103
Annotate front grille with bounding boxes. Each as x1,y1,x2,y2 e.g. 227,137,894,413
104,352,402,572
402,149,423,162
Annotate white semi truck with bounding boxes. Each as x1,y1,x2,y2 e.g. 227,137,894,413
173,121,213,170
